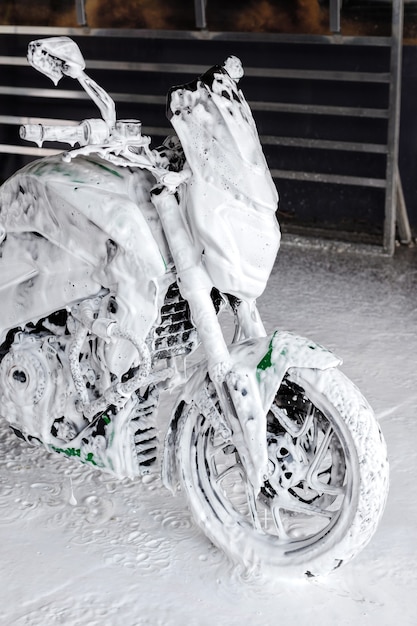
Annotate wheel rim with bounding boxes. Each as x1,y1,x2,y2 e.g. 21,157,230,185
190,375,358,561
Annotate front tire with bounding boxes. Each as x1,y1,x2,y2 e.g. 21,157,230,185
177,367,389,576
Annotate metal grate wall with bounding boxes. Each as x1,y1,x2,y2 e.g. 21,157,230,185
0,3,408,253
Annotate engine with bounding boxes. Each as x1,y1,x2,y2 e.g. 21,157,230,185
0,307,157,478
0,281,201,478
0,314,93,447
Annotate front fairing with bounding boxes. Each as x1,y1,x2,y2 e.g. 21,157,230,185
167,63,280,302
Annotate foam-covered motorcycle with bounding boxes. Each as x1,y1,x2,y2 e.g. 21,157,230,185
0,37,388,576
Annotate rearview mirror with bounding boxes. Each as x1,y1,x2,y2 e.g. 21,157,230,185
28,37,85,85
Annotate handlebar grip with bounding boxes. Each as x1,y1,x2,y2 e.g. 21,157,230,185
20,119,110,147
20,123,85,146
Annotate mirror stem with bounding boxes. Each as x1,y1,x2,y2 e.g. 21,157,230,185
77,72,116,128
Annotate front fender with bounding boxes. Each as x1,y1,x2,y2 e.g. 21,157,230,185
163,330,341,492
254,330,342,414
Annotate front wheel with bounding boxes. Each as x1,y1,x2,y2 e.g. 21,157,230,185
177,367,389,576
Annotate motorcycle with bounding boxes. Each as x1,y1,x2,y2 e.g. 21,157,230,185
0,37,388,576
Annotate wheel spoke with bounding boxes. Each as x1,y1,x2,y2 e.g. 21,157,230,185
210,454,263,532
197,430,213,495
269,497,337,542
278,492,336,519
245,482,264,532
297,403,316,438
306,424,345,495
269,403,300,437
209,435,232,453
270,503,291,540
270,395,316,439
214,463,242,486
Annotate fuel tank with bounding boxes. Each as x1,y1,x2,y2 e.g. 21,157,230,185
0,153,169,343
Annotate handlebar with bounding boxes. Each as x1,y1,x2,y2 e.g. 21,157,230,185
20,118,110,147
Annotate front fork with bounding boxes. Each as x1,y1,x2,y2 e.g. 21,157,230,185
150,185,270,492
150,185,231,379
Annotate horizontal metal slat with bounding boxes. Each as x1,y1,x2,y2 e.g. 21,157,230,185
0,56,27,66
0,56,391,83
245,67,391,83
0,143,61,156
0,85,89,100
0,115,78,126
0,25,394,48
261,135,388,153
0,87,389,122
271,169,387,188
0,55,207,76
0,86,167,106
253,101,388,118
68,61,394,84
0,84,137,105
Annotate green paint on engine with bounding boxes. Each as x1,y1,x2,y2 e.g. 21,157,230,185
50,445,100,467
